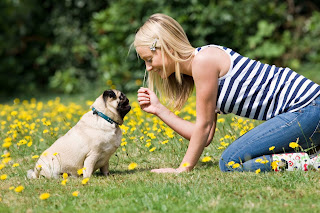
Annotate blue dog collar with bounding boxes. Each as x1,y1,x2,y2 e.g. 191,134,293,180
92,107,119,125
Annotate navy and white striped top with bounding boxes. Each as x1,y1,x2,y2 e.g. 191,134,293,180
195,45,320,121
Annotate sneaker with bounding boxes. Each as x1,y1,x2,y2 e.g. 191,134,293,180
310,155,320,170
272,153,311,171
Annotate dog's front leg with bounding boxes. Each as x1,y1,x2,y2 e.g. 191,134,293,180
100,161,109,176
83,154,99,178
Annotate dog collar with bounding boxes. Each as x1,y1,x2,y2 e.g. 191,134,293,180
92,107,119,125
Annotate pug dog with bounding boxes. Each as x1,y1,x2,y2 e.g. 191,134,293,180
27,89,131,179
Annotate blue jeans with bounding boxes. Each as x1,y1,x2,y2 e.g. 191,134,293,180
219,95,320,172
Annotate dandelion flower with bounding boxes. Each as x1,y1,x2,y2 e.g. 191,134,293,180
53,152,58,156
128,162,137,170
1,153,10,158
255,158,262,163
77,167,86,175
14,185,24,193
161,140,169,145
227,161,235,166
0,164,5,170
2,142,12,148
82,178,90,185
182,162,190,168
201,156,212,162
271,161,279,171
232,163,240,169
12,163,19,167
61,178,68,185
63,173,68,179
9,186,14,190
39,193,50,200
149,147,156,152
289,142,299,149
32,155,39,159
0,174,7,180
72,191,79,197
269,146,275,151
255,168,261,174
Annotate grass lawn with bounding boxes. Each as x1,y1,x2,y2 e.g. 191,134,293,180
1,89,320,213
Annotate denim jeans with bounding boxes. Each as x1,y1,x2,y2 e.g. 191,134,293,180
219,95,320,172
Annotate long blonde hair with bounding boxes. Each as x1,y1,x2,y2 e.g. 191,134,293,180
134,13,195,110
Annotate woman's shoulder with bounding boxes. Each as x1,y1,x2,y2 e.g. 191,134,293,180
193,45,231,77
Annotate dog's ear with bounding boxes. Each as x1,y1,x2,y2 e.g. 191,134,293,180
103,90,116,100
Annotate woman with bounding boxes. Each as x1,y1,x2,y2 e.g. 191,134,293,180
134,13,320,173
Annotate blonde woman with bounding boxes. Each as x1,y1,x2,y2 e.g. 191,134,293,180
135,13,320,173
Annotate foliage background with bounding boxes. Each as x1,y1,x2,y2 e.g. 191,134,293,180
0,0,319,98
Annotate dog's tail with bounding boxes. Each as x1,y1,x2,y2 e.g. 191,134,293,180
27,168,40,179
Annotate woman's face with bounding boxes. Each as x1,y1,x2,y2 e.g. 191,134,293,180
136,46,174,79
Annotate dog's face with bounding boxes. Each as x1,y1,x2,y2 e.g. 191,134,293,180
102,89,131,124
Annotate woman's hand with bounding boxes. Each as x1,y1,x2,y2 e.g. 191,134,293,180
137,87,162,115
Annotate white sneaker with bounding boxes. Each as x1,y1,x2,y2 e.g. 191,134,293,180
272,153,311,171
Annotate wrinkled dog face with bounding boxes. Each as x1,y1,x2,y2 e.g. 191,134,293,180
103,90,131,120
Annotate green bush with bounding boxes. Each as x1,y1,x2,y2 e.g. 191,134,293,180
0,0,319,97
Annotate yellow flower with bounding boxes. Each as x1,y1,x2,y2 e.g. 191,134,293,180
12,163,19,167
227,161,235,166
39,193,50,200
61,179,68,186
1,153,10,158
232,163,240,169
255,168,261,174
42,152,48,157
0,164,5,170
82,178,90,185
182,162,190,168
9,186,14,190
161,140,169,144
32,155,39,159
63,173,68,179
2,157,11,164
128,162,137,170
271,161,280,170
72,191,79,197
289,142,299,149
121,142,127,146
37,165,42,169
255,158,262,163
269,146,275,151
14,185,24,193
217,118,225,123
201,156,212,162
261,160,269,164
77,167,86,175
2,142,12,148
53,152,58,156
0,174,7,180
149,147,156,152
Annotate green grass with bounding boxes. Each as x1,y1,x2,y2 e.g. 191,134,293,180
1,92,320,213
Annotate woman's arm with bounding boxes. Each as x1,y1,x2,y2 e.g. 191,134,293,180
138,47,224,173
176,48,220,172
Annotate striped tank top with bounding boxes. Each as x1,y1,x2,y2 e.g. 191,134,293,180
195,45,320,121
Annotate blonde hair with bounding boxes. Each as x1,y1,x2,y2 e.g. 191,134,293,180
134,13,195,110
